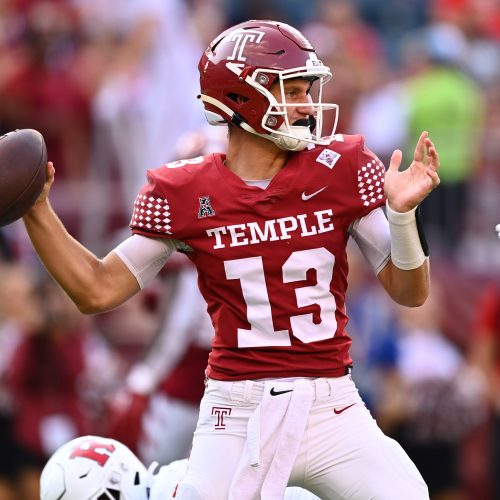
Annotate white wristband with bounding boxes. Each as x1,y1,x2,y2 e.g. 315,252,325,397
386,202,427,270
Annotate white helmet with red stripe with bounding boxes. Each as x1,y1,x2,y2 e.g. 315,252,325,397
40,435,148,500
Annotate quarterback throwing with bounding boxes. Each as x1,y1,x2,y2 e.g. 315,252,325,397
25,20,439,500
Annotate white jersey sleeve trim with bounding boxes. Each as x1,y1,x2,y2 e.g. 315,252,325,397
349,207,391,275
112,234,177,289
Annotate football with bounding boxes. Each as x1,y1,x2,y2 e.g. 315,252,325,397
0,128,47,227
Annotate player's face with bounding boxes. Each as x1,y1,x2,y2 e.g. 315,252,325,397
270,78,315,126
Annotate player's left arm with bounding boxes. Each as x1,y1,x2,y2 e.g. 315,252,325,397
378,131,440,307
377,259,429,307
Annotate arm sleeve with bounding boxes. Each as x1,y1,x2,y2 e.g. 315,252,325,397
112,234,179,289
349,207,391,275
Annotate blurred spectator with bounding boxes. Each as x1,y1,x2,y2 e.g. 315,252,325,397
4,276,93,499
224,0,318,27
302,0,386,134
188,0,227,47
75,0,206,251
0,0,94,261
358,0,430,67
404,23,485,255
435,0,500,109
470,282,500,499
353,22,485,255
0,269,120,500
378,281,487,500
0,1,23,96
92,281,161,367
350,78,407,166
0,263,38,500
0,1,92,223
432,0,500,42
460,81,500,271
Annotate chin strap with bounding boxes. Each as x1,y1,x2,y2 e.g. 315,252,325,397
270,125,312,151
238,121,310,151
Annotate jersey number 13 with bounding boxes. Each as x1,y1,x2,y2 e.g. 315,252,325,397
224,247,337,347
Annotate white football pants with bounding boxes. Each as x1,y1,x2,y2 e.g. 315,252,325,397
175,375,429,500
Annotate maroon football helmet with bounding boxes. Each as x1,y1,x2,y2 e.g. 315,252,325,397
198,20,338,151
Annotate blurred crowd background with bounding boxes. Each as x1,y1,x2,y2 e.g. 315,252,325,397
0,0,499,499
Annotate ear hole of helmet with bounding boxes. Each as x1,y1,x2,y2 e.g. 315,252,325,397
227,93,249,105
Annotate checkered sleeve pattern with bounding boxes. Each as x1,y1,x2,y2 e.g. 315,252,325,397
130,194,172,235
357,158,385,207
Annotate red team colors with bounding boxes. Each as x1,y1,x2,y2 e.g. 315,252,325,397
130,137,385,380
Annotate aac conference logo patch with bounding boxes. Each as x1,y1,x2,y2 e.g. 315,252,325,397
198,196,215,218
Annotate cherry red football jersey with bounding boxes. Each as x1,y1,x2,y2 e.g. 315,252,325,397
130,135,386,380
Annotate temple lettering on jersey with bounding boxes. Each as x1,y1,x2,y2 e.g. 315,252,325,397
206,209,334,249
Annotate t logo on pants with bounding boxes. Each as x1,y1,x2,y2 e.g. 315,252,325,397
212,407,231,429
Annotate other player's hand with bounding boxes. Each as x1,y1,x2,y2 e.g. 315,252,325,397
384,131,440,213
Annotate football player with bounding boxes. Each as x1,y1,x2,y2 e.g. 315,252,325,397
25,20,439,499
40,435,321,499
39,435,149,500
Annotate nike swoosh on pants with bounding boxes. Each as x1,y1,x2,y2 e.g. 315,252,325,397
333,403,356,415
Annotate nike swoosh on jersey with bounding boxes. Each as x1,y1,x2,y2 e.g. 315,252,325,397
270,388,294,396
301,186,327,201
333,403,356,415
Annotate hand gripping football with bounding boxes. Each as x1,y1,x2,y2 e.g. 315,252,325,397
0,129,47,226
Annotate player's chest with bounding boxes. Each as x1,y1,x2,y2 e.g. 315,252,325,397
183,182,352,258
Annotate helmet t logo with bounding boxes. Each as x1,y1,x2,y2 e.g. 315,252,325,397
69,439,116,467
227,30,265,63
